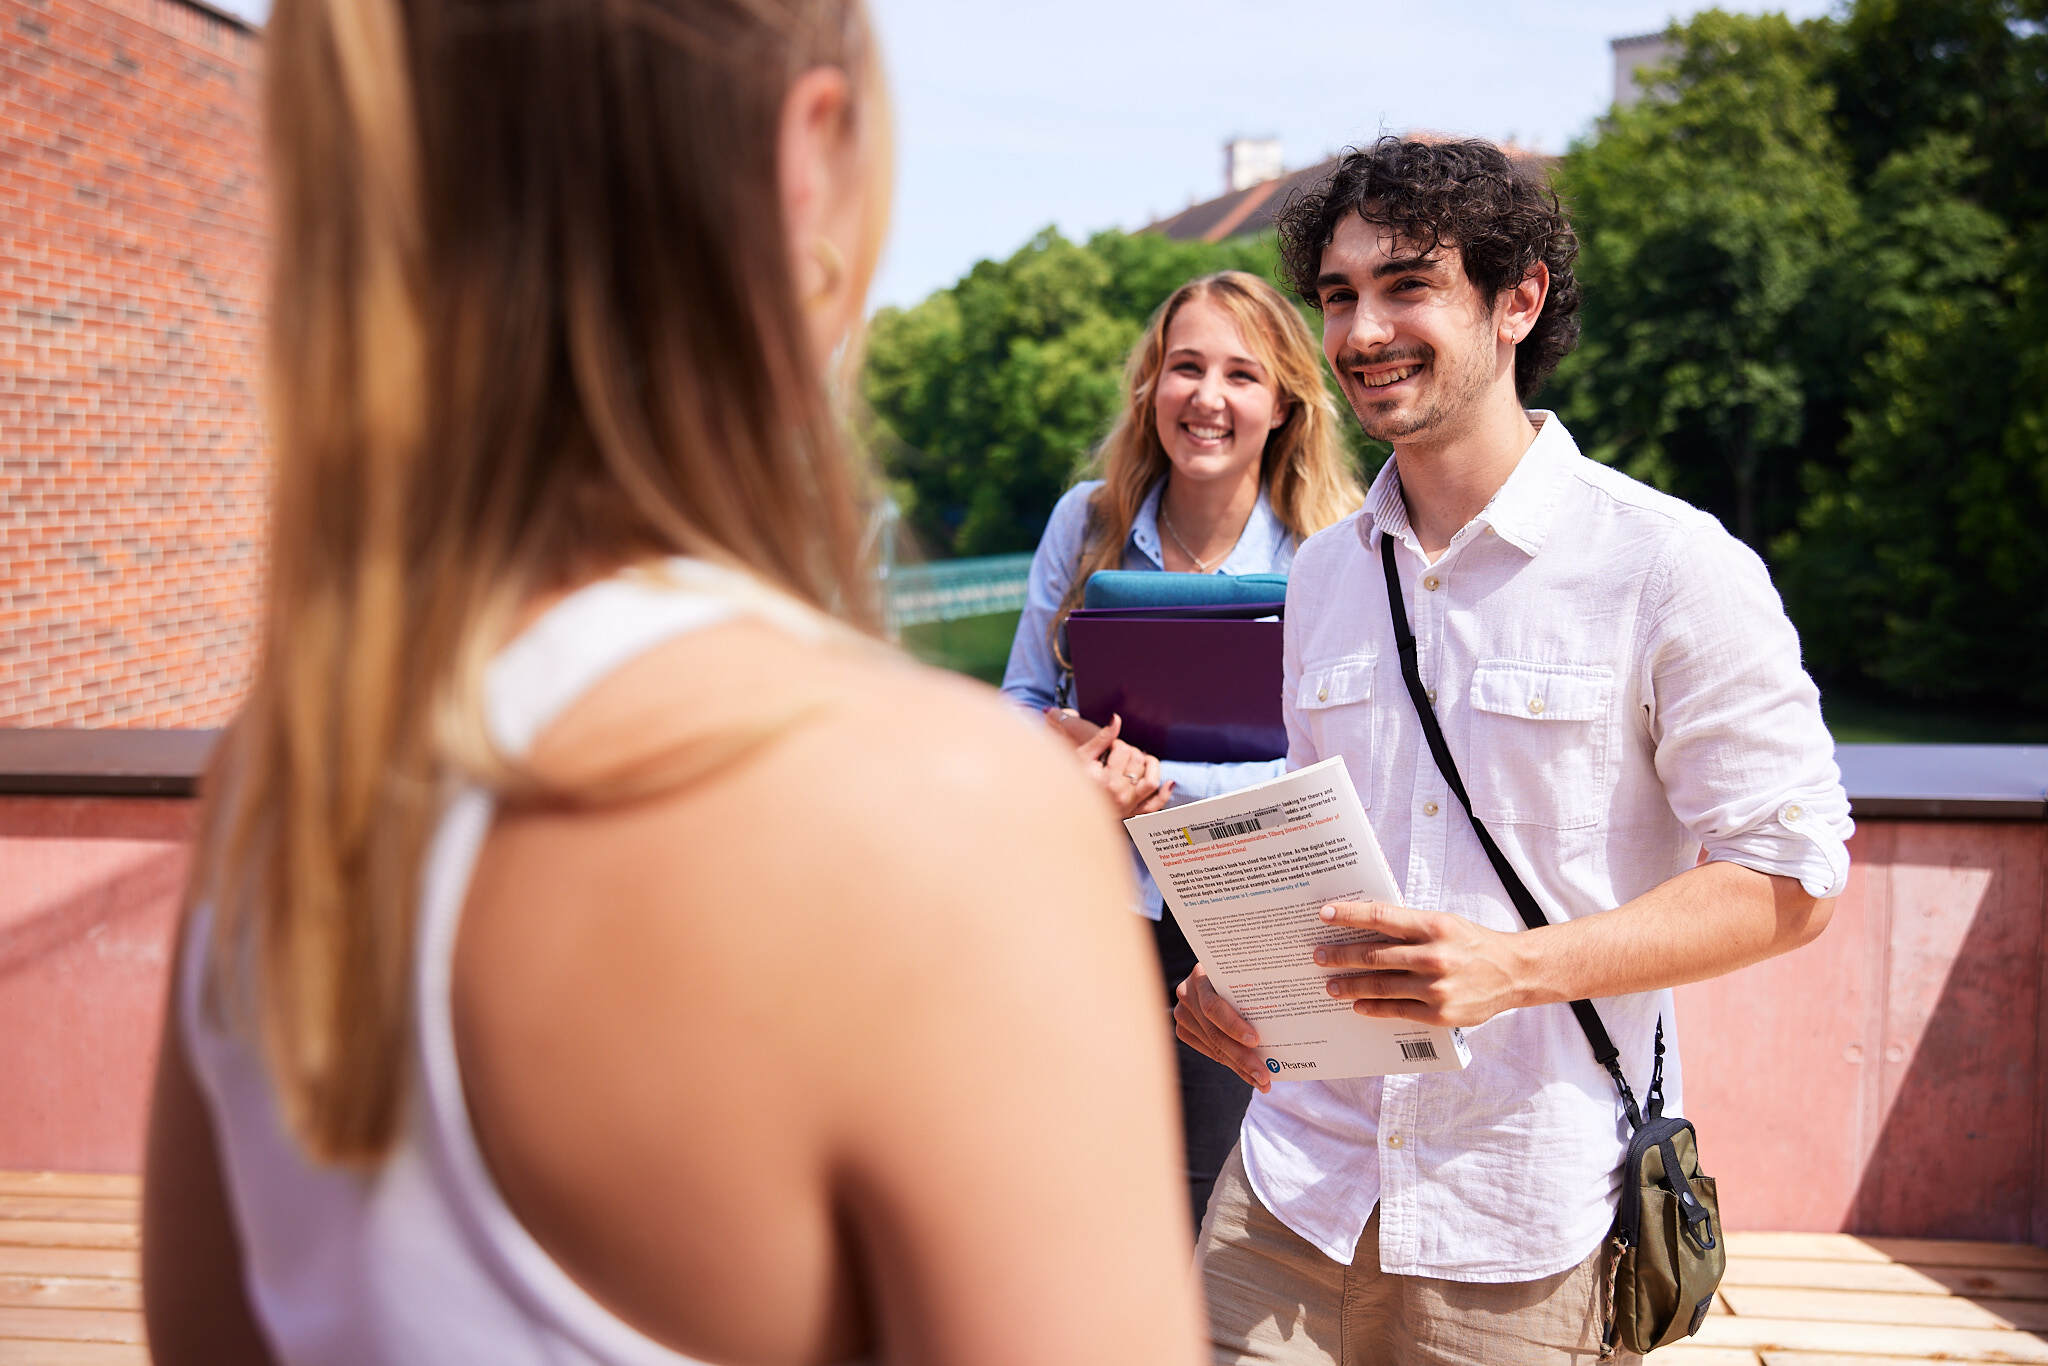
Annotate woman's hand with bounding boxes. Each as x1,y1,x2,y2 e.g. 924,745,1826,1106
1044,709,1174,819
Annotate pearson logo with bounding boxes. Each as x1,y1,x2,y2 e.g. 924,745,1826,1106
1265,1057,1315,1073
1265,1058,1281,1074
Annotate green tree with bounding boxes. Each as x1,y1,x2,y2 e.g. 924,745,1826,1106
864,229,1129,558
1549,9,1856,550
1827,0,2048,225
1777,150,2042,701
1550,1,2048,706
1769,1,2048,705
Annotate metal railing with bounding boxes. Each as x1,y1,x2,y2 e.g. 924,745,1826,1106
882,554,1034,628
2,730,2043,817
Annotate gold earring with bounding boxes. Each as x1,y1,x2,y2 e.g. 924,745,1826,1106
807,237,844,309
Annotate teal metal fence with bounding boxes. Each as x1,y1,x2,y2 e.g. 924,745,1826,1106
882,554,1034,628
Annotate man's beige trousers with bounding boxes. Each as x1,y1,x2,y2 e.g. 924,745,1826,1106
1196,1146,1643,1366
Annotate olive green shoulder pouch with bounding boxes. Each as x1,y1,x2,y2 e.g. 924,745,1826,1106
1604,1025,1726,1354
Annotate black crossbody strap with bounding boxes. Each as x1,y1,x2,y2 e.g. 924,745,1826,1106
1378,532,1644,1130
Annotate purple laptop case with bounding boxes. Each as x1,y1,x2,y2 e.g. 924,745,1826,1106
1065,605,1286,763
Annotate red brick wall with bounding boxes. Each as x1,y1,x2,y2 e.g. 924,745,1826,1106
0,0,265,727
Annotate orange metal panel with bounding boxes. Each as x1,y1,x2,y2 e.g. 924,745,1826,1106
1676,826,1890,1232
1858,823,2044,1242
1680,821,2048,1242
2036,826,2048,1250
4,786,2043,1251
0,797,193,1173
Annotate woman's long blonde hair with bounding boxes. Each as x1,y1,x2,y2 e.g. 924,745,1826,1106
1052,271,1363,648
191,0,889,1164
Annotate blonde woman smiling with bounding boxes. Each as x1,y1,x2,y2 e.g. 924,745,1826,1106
1002,270,1364,1230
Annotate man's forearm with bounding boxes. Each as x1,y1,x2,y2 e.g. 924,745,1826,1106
1506,860,1833,1007
1320,860,1835,1026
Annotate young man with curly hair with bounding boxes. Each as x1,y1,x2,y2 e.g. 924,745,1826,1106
1172,137,1852,1365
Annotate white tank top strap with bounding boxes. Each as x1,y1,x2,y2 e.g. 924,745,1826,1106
411,788,709,1366
410,555,854,1365
484,556,845,755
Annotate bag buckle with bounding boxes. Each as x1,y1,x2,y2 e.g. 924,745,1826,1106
1683,1202,1717,1252
1658,1135,1717,1250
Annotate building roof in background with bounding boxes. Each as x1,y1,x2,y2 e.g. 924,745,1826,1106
1146,141,1559,245
1146,157,1341,244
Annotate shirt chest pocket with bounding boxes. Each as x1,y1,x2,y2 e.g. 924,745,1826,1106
1295,652,1376,809
1462,659,1614,830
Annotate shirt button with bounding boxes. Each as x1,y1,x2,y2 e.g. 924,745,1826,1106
1388,1135,1404,1150
1317,688,1329,702
1422,801,1439,816
1425,688,1437,705
1783,803,1803,823
1528,698,1545,715
1423,575,1441,591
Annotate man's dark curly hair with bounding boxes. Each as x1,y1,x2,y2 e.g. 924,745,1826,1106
1275,136,1581,402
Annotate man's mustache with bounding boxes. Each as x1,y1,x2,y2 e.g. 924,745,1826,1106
1335,346,1432,371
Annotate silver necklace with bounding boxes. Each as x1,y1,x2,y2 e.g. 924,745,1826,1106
1161,506,1226,573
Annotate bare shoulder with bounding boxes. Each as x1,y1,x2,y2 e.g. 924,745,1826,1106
761,635,1154,1007
463,611,1141,1060
448,617,1168,1361
599,617,1153,1030
772,631,1134,886
521,614,1131,906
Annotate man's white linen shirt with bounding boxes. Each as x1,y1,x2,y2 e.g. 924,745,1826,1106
1239,413,1851,1281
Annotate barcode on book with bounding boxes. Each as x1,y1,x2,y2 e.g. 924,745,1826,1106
1190,803,1286,843
1398,1039,1439,1062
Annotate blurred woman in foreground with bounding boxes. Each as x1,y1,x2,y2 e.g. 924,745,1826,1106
1002,271,1364,1230
140,2,1203,1363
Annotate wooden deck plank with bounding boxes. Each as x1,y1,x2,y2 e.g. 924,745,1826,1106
0,1176,138,1201
0,1222,137,1252
1858,1240,2048,1273
0,1273,142,1311
1724,1285,2048,1331
1729,1233,2048,1271
1657,1346,1763,1364
10,1171,2048,1364
0,1342,150,1365
0,1197,140,1225
0,1246,138,1281
1694,1315,2048,1362
1723,1257,2048,1300
0,1305,145,1345
1759,1356,2015,1366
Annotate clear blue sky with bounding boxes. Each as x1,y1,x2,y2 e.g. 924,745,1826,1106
211,1,1840,311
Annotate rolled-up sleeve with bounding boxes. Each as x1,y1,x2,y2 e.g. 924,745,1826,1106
1639,522,1851,899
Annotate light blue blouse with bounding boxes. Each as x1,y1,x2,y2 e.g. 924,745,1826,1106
999,478,1297,919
